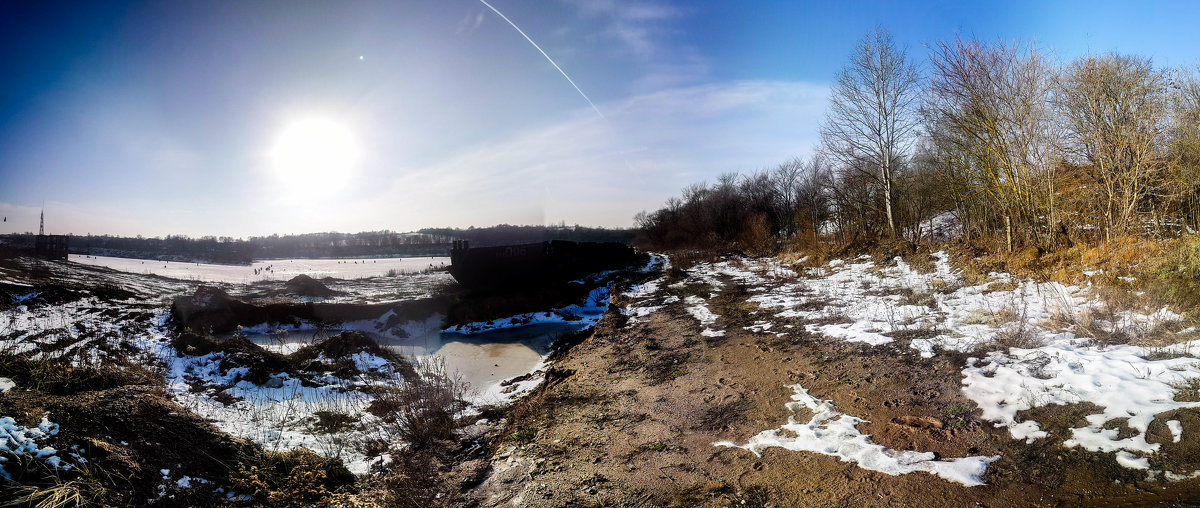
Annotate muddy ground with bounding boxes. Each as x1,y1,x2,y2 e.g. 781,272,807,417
457,268,1200,507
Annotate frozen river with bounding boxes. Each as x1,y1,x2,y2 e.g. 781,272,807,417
67,253,580,402
67,253,589,403
69,254,450,283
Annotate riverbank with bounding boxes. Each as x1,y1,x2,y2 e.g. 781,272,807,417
0,250,649,505
456,250,1200,506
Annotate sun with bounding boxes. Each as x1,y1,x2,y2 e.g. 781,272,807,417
269,117,360,197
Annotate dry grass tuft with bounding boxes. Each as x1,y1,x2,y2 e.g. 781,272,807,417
232,449,356,508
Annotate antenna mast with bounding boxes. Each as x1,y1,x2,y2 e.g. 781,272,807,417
39,206,44,236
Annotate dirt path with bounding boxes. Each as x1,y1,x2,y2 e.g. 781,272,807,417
460,265,1200,507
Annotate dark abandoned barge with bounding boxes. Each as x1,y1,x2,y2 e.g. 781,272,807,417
448,240,642,289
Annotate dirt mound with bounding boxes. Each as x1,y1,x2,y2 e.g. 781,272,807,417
185,285,234,309
170,285,265,334
285,274,338,298
170,285,447,336
173,330,413,382
292,331,392,361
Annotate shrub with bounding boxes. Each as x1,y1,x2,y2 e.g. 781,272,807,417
232,449,355,508
369,358,466,451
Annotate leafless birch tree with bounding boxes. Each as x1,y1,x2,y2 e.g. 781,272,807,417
821,27,921,238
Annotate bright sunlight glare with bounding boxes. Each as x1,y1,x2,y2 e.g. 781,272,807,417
269,117,360,198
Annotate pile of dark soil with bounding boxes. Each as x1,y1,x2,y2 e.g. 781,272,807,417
169,285,447,335
170,286,262,334
291,331,399,364
290,331,415,379
173,331,291,385
285,274,338,298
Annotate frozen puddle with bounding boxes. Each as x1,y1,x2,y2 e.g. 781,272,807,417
716,384,999,486
244,322,588,402
431,323,590,402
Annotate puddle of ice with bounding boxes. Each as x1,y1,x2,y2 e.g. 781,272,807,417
242,322,587,397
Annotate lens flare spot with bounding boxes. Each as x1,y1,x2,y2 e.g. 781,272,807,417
270,118,359,197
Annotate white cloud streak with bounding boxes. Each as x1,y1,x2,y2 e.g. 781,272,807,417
560,0,707,92
360,80,829,230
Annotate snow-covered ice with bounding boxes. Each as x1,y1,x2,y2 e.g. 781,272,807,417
445,286,611,335
70,254,450,284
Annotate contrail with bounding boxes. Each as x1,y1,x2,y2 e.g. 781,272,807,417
478,0,606,120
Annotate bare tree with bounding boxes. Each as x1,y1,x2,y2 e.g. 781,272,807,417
924,36,1058,250
1164,66,1200,231
797,155,834,246
771,157,806,237
821,27,922,238
1058,53,1169,239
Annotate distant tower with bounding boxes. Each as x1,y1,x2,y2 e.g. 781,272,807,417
34,205,68,260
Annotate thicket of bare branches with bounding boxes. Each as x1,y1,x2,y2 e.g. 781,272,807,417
636,32,1200,254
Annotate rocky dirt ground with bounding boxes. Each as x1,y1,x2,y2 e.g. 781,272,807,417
457,254,1200,507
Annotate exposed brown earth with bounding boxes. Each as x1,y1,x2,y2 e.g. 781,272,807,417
456,269,1200,507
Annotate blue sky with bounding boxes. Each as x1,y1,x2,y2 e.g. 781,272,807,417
2,0,1200,237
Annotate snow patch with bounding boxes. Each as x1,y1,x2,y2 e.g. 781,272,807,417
962,341,1200,468
716,384,999,487
684,295,725,337
446,286,610,335
0,414,67,480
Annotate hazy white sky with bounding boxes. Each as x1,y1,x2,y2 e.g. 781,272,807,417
3,0,1200,237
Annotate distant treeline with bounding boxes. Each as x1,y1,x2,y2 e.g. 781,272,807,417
417,224,635,247
0,231,450,264
0,225,636,263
